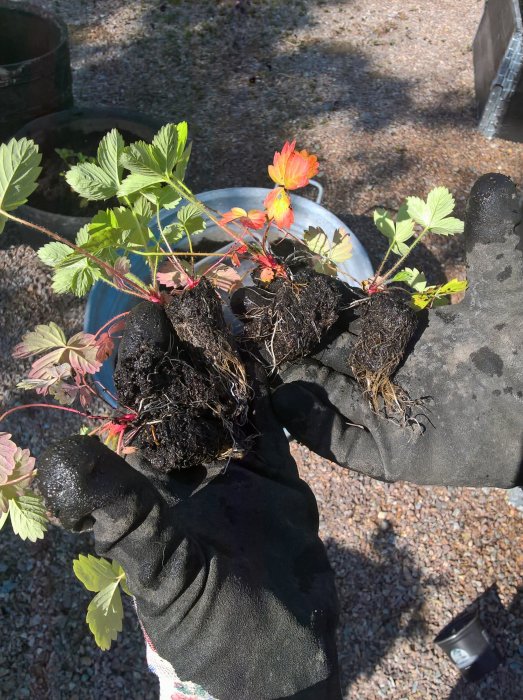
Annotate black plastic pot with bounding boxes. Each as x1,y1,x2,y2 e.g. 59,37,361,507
0,1,73,141
434,608,502,681
2,107,164,248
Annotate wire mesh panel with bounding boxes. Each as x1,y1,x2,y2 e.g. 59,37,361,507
474,0,523,140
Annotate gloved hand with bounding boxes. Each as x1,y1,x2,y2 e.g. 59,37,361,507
36,303,341,700
272,173,523,488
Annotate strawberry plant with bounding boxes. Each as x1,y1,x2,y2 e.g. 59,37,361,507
0,124,465,648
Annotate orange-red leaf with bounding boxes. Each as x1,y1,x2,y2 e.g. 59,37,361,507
268,141,319,190
264,187,294,229
220,207,266,230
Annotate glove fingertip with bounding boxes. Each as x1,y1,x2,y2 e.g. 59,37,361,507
465,173,521,252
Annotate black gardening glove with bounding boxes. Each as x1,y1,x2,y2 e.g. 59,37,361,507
272,174,523,488
36,303,341,700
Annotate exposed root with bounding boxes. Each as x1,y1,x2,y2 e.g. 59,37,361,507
349,289,419,417
236,266,359,368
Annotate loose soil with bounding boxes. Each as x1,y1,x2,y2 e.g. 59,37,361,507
114,279,249,471
28,127,138,217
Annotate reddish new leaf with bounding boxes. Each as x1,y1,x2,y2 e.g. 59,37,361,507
18,363,72,395
206,264,242,293
0,433,17,485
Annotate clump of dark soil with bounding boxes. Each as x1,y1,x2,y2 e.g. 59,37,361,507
114,279,249,471
348,289,419,412
233,266,360,367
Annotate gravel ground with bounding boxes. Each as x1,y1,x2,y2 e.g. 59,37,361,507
1,0,523,698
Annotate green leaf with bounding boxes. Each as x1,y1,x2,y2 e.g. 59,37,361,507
391,267,427,292
374,206,414,255
405,195,430,228
394,205,415,243
373,209,396,242
427,186,455,223
120,141,162,177
8,494,47,541
118,172,164,197
430,217,464,236
65,162,117,201
0,509,8,530
73,554,124,592
37,241,72,267
411,278,468,309
76,224,90,245
51,257,102,297
86,583,123,650
176,203,205,237
13,322,66,356
97,129,125,188
303,226,331,257
0,137,42,233
330,228,353,263
152,124,180,173
132,195,155,218
73,555,129,650
407,187,464,236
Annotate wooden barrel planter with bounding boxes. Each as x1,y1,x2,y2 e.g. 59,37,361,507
1,108,163,248
0,1,73,141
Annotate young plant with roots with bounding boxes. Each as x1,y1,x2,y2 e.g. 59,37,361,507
0,125,465,648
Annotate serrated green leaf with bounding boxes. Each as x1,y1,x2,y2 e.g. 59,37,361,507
407,188,464,236
427,186,455,223
37,241,72,267
176,203,205,237
0,508,8,530
161,222,185,243
373,209,396,242
76,224,90,246
411,278,468,309
13,322,66,356
132,195,155,218
430,216,464,236
65,162,117,201
73,554,122,592
152,124,180,173
303,226,331,257
9,494,47,541
121,141,163,177
51,258,102,296
0,137,42,233
374,206,414,255
406,195,431,228
97,129,125,188
86,583,123,651
330,228,352,263
118,172,164,197
394,205,415,243
391,267,427,292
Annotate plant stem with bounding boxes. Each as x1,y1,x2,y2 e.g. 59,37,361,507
93,311,130,339
2,471,37,487
378,225,429,285
1,210,150,300
165,177,257,253
0,404,110,424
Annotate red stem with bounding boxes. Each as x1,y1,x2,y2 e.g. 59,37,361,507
93,311,130,339
0,404,111,423
4,212,150,300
